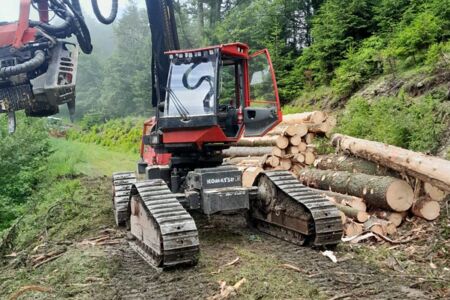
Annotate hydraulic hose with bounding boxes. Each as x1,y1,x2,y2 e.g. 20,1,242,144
91,0,118,25
0,50,46,78
29,15,74,38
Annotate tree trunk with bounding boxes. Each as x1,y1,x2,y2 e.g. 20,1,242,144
315,154,396,177
332,134,450,193
222,147,272,157
298,169,414,212
411,197,440,221
267,124,308,137
237,136,278,147
289,134,302,146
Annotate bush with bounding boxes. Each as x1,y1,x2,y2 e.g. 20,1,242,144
332,36,384,97
0,114,51,230
67,117,144,154
337,95,447,152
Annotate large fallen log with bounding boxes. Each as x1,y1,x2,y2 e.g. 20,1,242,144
298,169,414,212
237,136,278,147
222,147,272,157
315,154,395,177
332,134,450,193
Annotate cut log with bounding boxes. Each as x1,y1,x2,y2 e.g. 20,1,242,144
242,166,263,187
315,154,396,177
225,156,266,166
276,136,290,149
424,183,447,201
267,124,308,136
411,197,440,221
293,153,305,163
222,147,272,157
280,159,292,170
307,121,334,136
291,164,304,176
289,134,302,146
298,169,414,212
364,217,387,236
272,147,285,157
335,203,369,222
266,156,280,168
286,146,300,155
373,211,405,227
310,188,366,211
282,111,327,125
304,152,316,165
344,221,364,237
332,134,450,193
298,142,307,152
339,211,347,224
304,133,315,145
237,136,278,147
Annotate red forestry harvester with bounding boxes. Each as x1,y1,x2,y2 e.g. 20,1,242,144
1,0,342,268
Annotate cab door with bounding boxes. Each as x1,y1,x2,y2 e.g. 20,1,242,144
243,49,282,137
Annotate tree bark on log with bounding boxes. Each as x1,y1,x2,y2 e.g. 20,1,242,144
282,111,327,125
298,169,414,212
315,154,396,177
411,197,440,221
332,134,450,193
267,124,308,136
237,136,278,147
310,188,367,211
223,147,272,157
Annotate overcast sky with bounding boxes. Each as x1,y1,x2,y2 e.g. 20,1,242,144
0,0,146,22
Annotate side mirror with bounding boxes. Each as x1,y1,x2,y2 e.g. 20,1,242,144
158,101,165,112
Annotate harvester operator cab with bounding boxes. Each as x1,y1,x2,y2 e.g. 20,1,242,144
153,43,281,153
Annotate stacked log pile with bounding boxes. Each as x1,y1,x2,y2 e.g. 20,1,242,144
223,111,336,173
298,135,449,239
223,112,449,241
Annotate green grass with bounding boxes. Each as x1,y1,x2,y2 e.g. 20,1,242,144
49,138,138,177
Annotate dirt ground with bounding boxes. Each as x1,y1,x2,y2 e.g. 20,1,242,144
1,177,448,299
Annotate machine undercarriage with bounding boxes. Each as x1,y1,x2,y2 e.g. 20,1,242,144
113,166,343,269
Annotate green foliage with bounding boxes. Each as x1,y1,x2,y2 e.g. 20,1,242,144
66,117,144,154
332,36,384,96
388,12,441,63
337,95,447,151
425,41,450,71
0,114,51,230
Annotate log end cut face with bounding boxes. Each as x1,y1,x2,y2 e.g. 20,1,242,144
386,180,414,212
